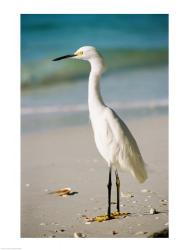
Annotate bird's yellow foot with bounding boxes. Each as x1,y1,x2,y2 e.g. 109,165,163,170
87,211,129,222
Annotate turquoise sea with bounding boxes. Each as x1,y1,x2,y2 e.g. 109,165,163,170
21,14,168,133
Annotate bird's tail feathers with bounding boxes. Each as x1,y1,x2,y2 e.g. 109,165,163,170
130,161,148,183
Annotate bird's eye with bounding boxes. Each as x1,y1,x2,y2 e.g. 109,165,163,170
75,50,83,56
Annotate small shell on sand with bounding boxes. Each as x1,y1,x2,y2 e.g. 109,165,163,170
141,189,148,193
135,231,147,236
141,189,150,193
160,199,168,205
149,208,157,214
121,192,134,198
74,232,87,238
160,199,168,202
48,187,71,197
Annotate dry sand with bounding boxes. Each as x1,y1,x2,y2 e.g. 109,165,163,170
21,115,168,238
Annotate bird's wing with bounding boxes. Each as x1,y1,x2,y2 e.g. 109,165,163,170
104,108,135,150
104,108,147,183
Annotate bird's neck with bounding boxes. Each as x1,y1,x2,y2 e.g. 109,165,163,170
88,59,105,116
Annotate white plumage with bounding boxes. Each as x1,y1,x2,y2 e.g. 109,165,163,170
91,107,147,183
53,45,147,217
85,46,147,183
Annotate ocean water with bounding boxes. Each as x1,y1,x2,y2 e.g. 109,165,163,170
21,14,168,133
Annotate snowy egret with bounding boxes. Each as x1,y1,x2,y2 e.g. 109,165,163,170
53,46,147,218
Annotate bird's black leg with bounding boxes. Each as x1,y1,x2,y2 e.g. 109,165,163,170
115,169,120,213
107,166,112,218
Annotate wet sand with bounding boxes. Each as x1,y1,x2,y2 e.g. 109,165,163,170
21,115,168,238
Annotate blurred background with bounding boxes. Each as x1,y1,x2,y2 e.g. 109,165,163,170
21,14,168,133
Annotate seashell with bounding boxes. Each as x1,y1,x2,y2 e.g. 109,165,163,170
141,189,150,193
160,199,168,205
48,187,71,197
112,230,118,235
121,192,134,198
149,208,157,214
74,232,87,238
135,231,147,235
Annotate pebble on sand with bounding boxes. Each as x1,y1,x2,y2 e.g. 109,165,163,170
160,199,168,205
74,232,87,238
135,231,148,236
141,189,150,193
149,208,157,214
121,192,134,198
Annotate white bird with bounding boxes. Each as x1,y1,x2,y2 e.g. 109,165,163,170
53,46,147,218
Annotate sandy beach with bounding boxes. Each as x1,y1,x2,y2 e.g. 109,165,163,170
21,115,168,238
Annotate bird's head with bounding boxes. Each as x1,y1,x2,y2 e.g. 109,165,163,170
52,46,105,73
